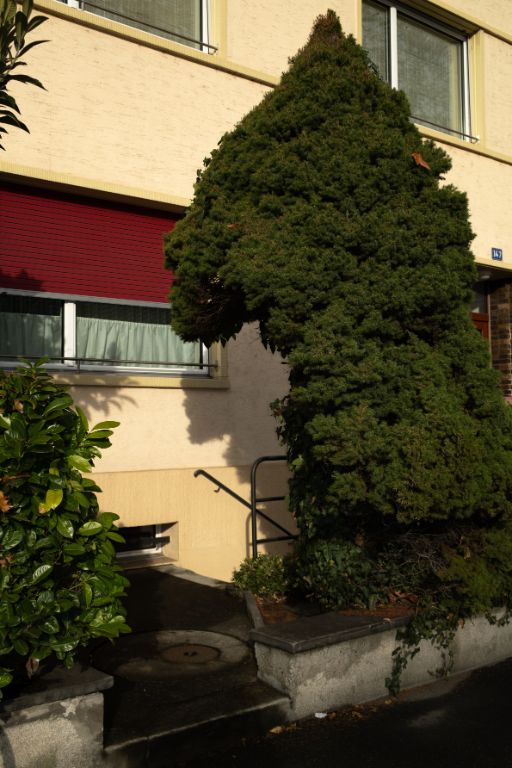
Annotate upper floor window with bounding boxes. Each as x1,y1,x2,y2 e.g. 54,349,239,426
59,0,212,52
362,0,471,140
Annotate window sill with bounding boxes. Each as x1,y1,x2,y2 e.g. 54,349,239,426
417,124,512,168
39,0,278,88
48,343,228,388
50,371,229,389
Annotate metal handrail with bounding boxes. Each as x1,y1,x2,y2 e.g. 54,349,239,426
0,355,216,370
251,455,295,558
412,115,479,143
194,459,296,558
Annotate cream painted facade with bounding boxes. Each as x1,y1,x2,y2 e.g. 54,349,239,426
2,0,512,579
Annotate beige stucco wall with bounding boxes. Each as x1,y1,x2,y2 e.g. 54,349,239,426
72,324,288,473
446,0,512,38
441,144,512,268
226,0,358,75
93,462,296,581
5,11,270,202
482,34,512,155
72,324,291,581
3,0,512,577
4,2,512,204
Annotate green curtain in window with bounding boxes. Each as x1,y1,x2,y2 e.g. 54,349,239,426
362,0,389,81
0,312,62,360
83,0,202,47
397,14,462,134
76,316,201,369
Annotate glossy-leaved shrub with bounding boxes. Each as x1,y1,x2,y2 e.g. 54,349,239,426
0,362,129,697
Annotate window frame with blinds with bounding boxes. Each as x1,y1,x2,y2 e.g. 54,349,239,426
362,0,472,141
59,0,212,53
0,290,210,377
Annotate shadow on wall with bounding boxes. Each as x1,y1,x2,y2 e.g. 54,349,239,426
72,386,137,419
183,323,289,468
183,323,297,556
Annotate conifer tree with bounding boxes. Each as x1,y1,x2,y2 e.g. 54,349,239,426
165,11,512,598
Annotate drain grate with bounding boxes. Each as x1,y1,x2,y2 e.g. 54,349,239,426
161,643,221,664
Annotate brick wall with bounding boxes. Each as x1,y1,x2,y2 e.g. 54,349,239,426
490,280,512,397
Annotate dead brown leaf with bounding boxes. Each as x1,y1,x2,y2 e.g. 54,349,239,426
0,491,12,513
411,152,431,170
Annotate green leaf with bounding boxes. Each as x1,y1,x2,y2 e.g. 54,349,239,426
0,669,13,688
0,414,10,429
92,421,120,431
67,454,92,473
42,616,59,634
73,491,91,509
87,430,114,441
82,582,93,608
34,536,56,551
56,517,74,539
22,0,33,18
2,528,23,550
106,531,125,544
42,395,72,417
13,637,29,655
31,564,53,584
75,405,89,433
50,639,78,654
14,11,25,48
63,542,86,556
44,488,63,511
25,14,48,34
99,512,119,529
78,521,103,537
17,38,48,57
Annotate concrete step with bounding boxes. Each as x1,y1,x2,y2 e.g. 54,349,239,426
103,679,290,767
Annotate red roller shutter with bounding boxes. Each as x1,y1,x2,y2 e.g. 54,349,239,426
0,182,180,303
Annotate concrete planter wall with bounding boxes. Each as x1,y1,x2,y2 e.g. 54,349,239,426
0,665,113,768
251,611,512,720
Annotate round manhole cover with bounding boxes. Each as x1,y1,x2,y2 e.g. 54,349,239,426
161,643,221,664
92,629,249,682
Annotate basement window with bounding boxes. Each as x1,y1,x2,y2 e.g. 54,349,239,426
116,525,162,557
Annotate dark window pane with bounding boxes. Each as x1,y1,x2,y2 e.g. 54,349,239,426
82,1,203,49
397,13,463,135
0,294,63,360
362,0,390,81
117,525,158,553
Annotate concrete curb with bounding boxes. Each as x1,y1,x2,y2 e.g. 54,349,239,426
252,610,512,719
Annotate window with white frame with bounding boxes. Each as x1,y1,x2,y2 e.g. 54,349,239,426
58,0,212,52
0,293,208,375
362,0,471,139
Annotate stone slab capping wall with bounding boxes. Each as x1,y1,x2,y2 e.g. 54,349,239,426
251,612,512,720
0,665,113,768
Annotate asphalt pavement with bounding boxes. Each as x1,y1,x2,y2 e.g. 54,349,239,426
182,657,512,768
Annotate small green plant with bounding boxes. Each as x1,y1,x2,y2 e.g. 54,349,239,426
293,539,379,610
232,554,288,599
0,361,130,698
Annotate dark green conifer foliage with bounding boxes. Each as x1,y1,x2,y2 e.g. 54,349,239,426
165,12,512,546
